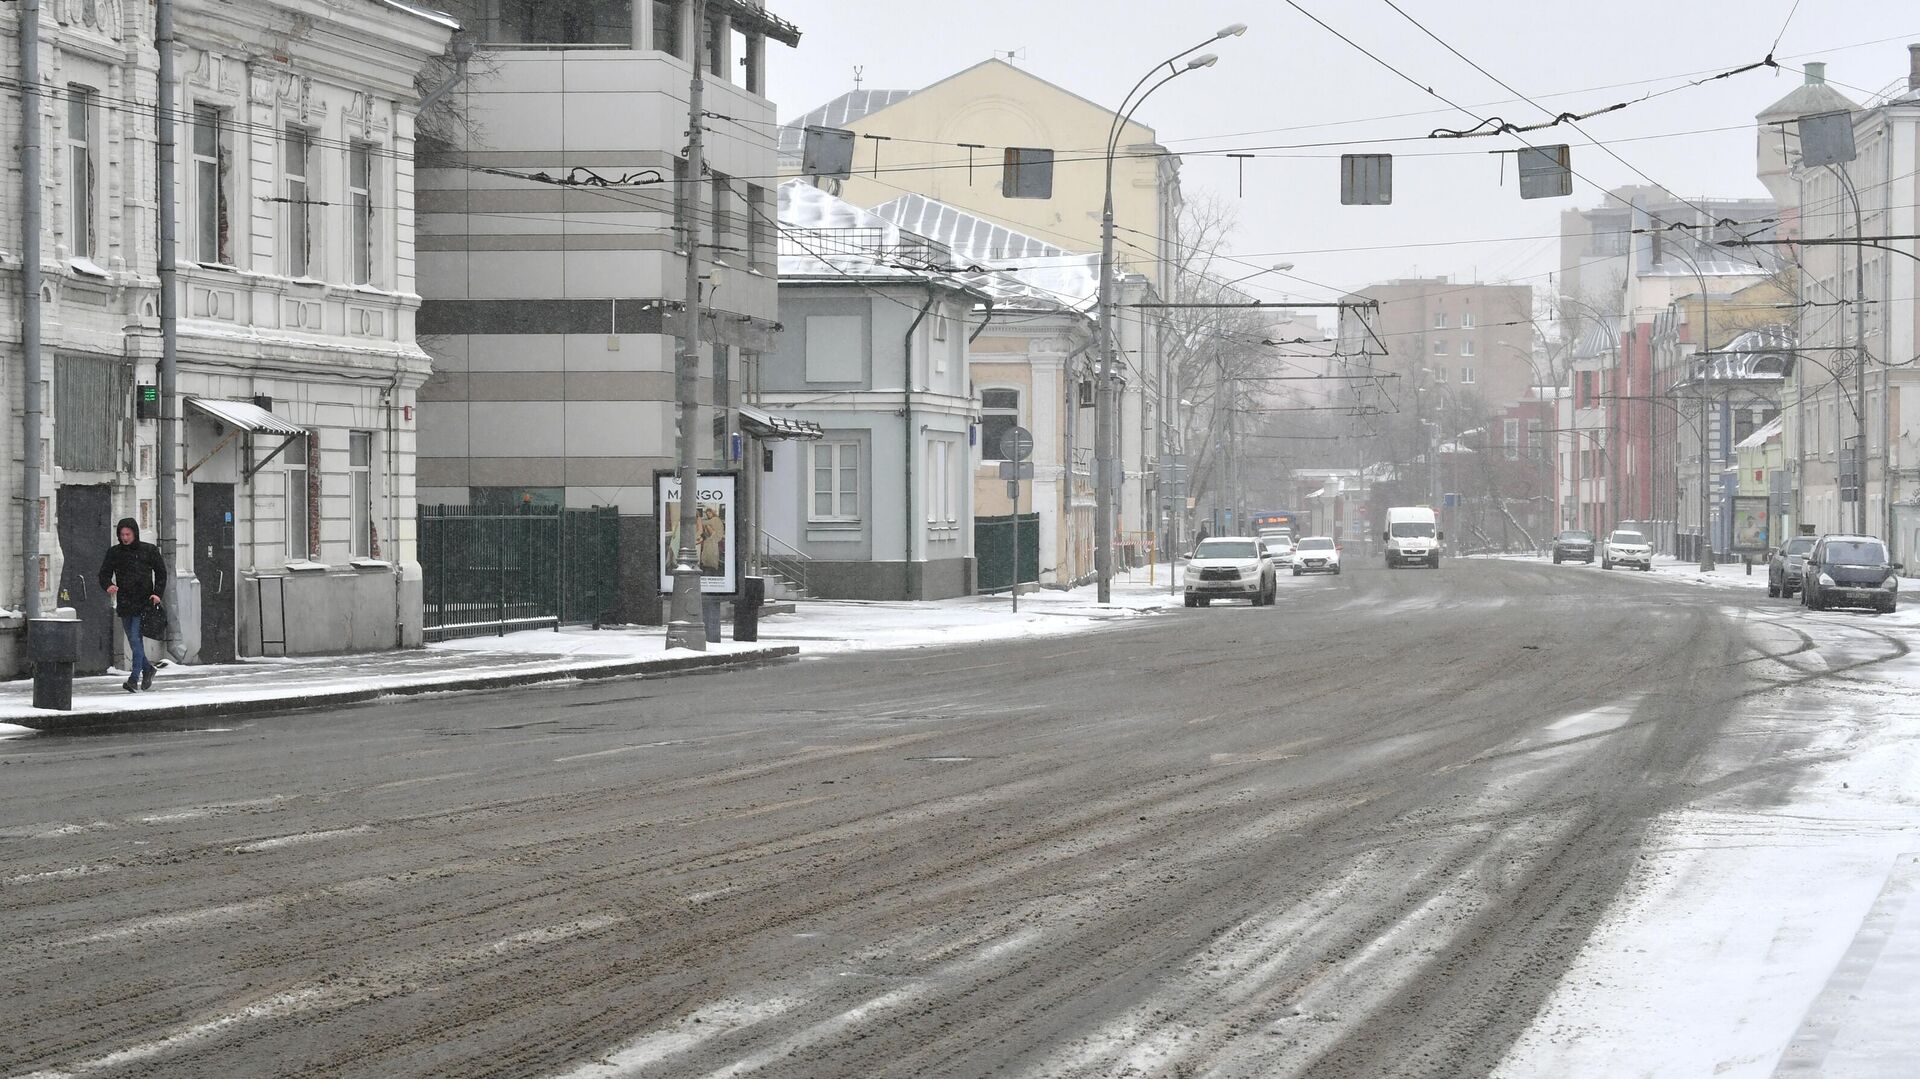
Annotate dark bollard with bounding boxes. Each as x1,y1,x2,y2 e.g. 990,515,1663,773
735,576,765,642
28,617,81,711
701,595,722,643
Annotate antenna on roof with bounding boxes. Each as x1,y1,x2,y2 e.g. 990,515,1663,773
853,65,864,90
998,48,1027,66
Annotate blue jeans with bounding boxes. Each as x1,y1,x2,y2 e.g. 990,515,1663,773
121,613,152,677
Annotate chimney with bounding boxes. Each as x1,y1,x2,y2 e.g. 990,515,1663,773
1805,61,1826,85
1909,44,1920,91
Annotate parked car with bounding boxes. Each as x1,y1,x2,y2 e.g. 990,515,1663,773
1801,534,1902,612
1184,538,1277,607
1551,529,1596,564
1292,536,1341,575
1601,529,1653,571
1767,536,1816,598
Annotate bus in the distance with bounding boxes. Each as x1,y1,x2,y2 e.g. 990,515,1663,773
1249,510,1303,541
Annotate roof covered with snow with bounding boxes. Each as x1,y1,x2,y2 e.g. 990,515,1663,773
1673,325,1795,388
870,194,1070,264
1735,413,1785,450
777,90,915,161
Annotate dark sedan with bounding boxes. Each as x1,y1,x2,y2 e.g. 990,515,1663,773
1767,536,1816,598
1802,534,1902,613
1551,530,1596,565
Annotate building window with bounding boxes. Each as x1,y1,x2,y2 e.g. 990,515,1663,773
1001,148,1054,199
652,0,681,55
285,435,311,558
1460,339,1475,357
810,441,859,522
469,0,631,45
66,86,97,258
54,356,120,471
349,142,375,285
711,344,731,461
1504,419,1521,458
926,441,944,524
980,388,1020,460
1460,366,1475,384
1433,366,1448,383
192,105,232,265
1527,418,1543,457
1590,227,1627,256
710,174,732,245
746,184,770,267
285,127,312,277
349,431,373,557
1461,311,1475,328
1432,340,1449,356
1433,311,1448,329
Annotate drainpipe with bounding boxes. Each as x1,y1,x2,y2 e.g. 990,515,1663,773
20,0,43,618
966,297,993,593
385,374,403,647
904,287,936,598
156,0,181,646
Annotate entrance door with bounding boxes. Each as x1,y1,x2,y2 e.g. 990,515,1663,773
194,483,237,664
55,485,114,675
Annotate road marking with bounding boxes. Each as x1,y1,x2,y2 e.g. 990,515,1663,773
546,997,804,1079
227,825,373,854
555,740,695,763
6,864,119,885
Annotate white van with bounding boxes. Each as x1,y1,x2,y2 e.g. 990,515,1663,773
1382,506,1441,568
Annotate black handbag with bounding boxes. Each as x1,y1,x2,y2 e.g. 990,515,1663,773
142,598,169,640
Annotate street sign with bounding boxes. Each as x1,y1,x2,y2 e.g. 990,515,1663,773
1798,110,1857,168
1000,425,1034,462
1517,145,1573,200
997,460,1035,480
1006,480,1020,499
1341,154,1392,205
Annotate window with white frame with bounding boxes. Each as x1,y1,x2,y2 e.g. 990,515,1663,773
1433,311,1448,329
66,86,97,258
192,105,232,264
980,388,1020,461
1432,339,1449,356
1504,419,1521,458
349,431,373,556
1460,338,1475,357
810,441,859,522
1460,366,1475,384
286,127,313,277
1462,311,1475,328
926,441,946,524
1527,418,1543,458
349,142,375,285
931,313,948,376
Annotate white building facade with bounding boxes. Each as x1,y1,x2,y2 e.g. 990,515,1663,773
2,0,455,675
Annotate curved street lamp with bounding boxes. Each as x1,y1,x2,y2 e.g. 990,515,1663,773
1094,25,1244,603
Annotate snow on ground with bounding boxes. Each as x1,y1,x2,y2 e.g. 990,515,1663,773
1496,591,1920,1076
0,570,1184,732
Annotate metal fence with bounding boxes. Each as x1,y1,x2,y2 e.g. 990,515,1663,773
975,513,1039,594
419,504,621,641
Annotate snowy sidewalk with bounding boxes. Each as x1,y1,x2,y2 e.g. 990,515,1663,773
0,573,1180,731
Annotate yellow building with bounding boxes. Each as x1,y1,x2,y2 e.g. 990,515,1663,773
778,59,1183,291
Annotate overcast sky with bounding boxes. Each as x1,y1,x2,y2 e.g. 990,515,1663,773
766,0,1920,309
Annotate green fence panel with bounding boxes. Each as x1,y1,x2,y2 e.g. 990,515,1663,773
420,504,620,639
974,513,1039,594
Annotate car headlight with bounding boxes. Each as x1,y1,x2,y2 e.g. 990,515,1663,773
1883,576,1899,590
1240,565,1260,578
1819,573,1836,587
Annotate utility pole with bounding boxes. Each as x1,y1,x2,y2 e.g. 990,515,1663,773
20,0,43,618
666,0,708,651
1839,168,1869,536
157,0,182,628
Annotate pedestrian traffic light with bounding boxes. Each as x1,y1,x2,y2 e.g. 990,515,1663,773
136,384,160,420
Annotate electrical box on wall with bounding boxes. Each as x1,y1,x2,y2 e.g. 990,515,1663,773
136,384,160,420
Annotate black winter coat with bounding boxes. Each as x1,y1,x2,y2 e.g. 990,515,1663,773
98,518,168,617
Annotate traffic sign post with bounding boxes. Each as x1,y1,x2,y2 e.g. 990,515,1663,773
1001,427,1032,612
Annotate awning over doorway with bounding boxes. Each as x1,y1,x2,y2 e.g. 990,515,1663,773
737,403,824,440
186,397,306,437
184,398,308,480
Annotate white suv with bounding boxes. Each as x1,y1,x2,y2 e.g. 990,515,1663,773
1184,538,1277,607
1601,529,1653,571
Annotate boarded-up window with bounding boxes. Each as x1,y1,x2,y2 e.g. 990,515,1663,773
55,356,121,471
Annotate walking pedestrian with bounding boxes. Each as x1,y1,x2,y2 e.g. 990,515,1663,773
98,517,167,692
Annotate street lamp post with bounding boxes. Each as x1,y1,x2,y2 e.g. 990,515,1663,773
667,0,712,649
1095,23,1244,603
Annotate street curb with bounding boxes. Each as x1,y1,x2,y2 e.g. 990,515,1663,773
8,646,802,732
